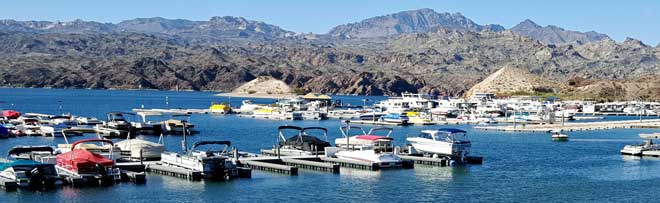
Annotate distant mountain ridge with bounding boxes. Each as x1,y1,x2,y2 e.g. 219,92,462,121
510,19,609,45
328,8,505,38
0,16,295,39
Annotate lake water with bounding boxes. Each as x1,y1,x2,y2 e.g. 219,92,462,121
1,88,659,203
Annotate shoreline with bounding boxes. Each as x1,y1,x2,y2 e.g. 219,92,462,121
215,92,298,99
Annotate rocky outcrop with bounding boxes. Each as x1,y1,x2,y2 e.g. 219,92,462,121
463,65,566,98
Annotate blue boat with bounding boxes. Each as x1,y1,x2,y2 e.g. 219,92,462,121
380,113,409,124
0,146,60,189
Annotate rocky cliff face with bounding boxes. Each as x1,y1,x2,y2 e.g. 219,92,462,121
328,8,504,38
510,19,609,45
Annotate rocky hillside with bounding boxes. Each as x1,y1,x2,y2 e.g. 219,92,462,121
510,19,609,45
328,8,504,38
0,9,658,100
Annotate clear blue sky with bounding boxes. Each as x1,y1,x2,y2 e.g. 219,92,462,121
1,0,658,45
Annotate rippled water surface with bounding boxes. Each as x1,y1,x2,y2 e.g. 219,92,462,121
1,88,659,202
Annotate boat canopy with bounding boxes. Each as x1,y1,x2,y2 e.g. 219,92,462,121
191,141,231,149
1,110,21,119
278,126,304,131
72,139,114,150
437,128,467,134
8,145,53,156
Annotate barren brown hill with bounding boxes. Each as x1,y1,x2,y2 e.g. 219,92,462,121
463,65,566,98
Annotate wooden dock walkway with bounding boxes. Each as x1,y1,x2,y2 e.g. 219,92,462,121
475,119,660,132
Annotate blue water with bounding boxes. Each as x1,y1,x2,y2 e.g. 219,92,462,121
2,88,660,203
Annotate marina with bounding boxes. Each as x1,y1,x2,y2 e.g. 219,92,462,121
2,88,660,202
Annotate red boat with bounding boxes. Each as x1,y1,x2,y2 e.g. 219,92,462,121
2,110,20,119
55,139,120,184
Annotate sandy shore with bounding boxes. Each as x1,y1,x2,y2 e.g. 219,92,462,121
215,92,297,99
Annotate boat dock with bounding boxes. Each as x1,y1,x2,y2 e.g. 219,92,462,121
347,120,408,126
476,119,660,132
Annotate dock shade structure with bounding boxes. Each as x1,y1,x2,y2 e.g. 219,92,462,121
2,110,20,119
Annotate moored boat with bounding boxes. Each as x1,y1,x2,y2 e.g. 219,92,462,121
407,128,472,159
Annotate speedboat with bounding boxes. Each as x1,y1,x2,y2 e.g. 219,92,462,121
40,120,80,137
330,124,402,168
55,139,121,184
115,135,165,160
209,103,231,114
406,112,434,125
358,110,386,120
274,126,331,156
407,128,472,159
380,113,409,124
0,146,60,189
621,133,660,156
550,130,569,141
160,141,240,180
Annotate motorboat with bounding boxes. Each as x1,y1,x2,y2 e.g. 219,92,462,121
550,130,569,141
2,110,21,119
380,113,409,124
161,114,196,134
329,124,402,168
334,126,394,150
131,111,164,135
274,126,331,156
55,139,121,184
209,103,231,114
621,133,660,156
406,128,472,159
75,117,103,125
56,131,122,161
238,100,263,113
358,110,386,121
105,112,133,131
160,141,240,180
0,146,60,189
40,120,80,137
406,112,434,125
115,135,165,160
15,118,42,136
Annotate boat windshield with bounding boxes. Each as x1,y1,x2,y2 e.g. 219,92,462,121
435,132,469,143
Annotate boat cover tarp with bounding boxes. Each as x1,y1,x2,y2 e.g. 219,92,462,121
2,110,20,119
281,135,331,151
56,149,114,172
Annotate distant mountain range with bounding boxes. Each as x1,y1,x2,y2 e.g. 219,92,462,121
327,8,505,38
0,8,658,100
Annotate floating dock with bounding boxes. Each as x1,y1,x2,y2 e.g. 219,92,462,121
145,163,203,180
347,120,408,126
476,119,660,132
